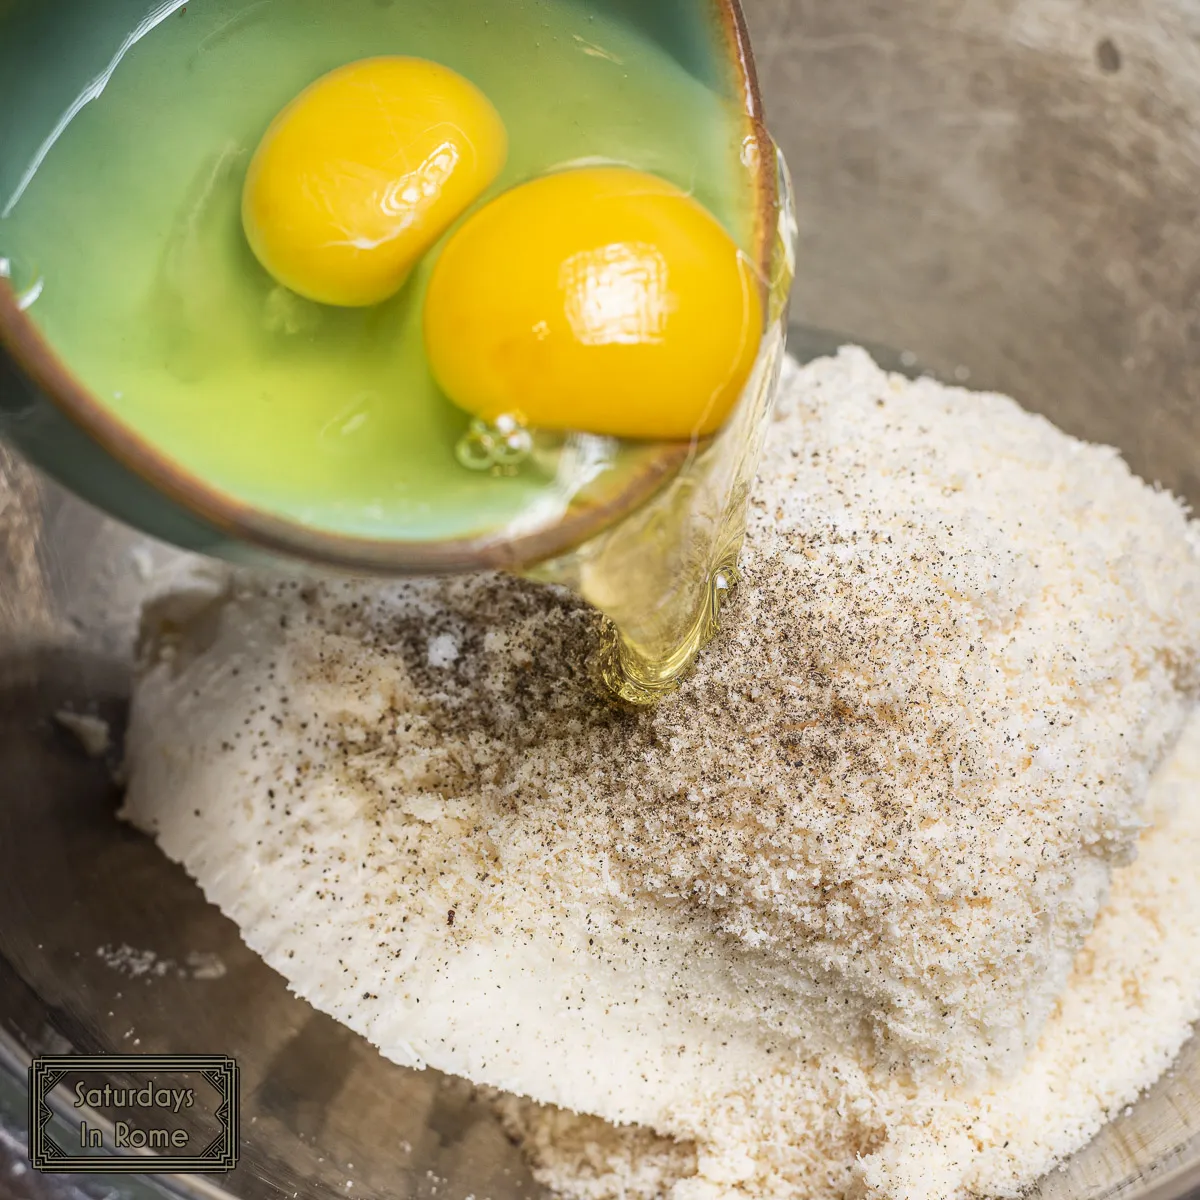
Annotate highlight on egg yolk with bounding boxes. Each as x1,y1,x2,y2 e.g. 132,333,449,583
422,167,763,442
242,57,507,307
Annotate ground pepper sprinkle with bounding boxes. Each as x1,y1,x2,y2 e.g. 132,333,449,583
124,348,1200,1200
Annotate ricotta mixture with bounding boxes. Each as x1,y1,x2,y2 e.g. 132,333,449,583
55,709,112,757
122,348,1200,1199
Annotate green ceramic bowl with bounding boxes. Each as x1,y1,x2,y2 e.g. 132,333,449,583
0,0,792,575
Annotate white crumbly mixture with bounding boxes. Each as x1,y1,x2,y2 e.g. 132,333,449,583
122,348,1200,1199
55,710,112,757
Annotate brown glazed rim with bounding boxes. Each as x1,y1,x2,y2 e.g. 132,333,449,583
0,0,779,577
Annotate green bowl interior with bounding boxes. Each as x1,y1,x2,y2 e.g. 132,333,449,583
0,0,767,560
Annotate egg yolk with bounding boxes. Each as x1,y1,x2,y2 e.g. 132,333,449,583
422,167,763,442
242,57,507,308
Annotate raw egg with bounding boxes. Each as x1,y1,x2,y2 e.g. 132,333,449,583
242,57,507,307
422,166,762,441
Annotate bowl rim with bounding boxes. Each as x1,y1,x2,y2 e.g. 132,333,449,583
0,0,781,576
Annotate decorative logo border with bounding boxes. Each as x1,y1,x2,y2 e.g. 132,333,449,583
28,1055,239,1173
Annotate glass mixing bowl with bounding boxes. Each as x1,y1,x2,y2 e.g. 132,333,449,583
3,0,1200,1198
